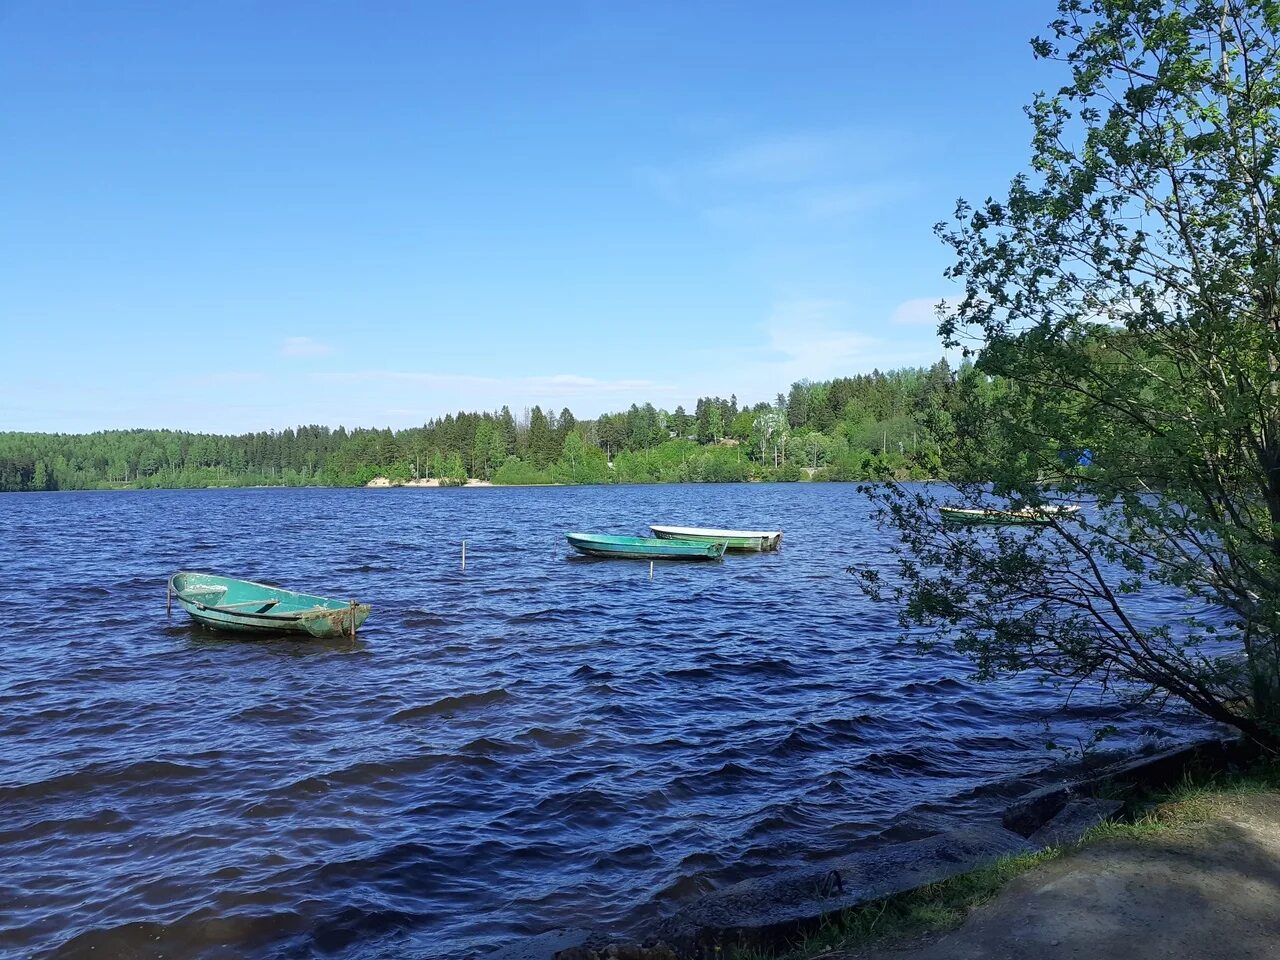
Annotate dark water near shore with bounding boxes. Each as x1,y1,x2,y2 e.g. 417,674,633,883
1,484,1203,959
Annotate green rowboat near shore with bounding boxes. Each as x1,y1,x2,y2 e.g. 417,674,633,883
168,571,370,638
565,533,727,560
649,525,782,551
939,505,1080,526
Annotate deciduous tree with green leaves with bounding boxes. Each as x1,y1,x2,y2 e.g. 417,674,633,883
860,0,1280,745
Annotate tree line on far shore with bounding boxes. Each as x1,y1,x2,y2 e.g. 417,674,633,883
0,359,1011,492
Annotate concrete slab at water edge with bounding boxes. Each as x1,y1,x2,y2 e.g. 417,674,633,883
492,738,1234,960
516,801,1122,960
1026,797,1124,848
1001,737,1251,836
845,791,1280,960
650,826,1037,951
483,928,598,960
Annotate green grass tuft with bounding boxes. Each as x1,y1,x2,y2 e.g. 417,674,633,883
729,848,1062,960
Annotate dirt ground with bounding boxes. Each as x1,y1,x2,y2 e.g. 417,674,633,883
847,791,1280,960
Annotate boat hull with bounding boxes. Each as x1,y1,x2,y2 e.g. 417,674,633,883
650,525,782,551
168,572,370,638
565,533,726,560
940,506,1077,526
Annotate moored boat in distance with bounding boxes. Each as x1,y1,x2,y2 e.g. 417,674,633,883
168,571,370,638
649,525,782,552
565,533,727,560
939,505,1081,526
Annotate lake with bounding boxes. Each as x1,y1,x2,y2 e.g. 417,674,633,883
0,484,1201,958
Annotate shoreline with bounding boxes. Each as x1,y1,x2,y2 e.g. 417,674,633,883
846,760,1280,960
2,477,944,494
365,476,496,488
498,737,1253,960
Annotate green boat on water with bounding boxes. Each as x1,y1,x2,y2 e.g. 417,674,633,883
565,533,727,560
649,525,783,552
940,505,1080,526
168,571,371,638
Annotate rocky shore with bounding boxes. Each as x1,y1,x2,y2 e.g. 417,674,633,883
365,476,494,488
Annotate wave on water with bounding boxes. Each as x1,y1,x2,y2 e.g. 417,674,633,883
389,688,514,721
0,484,1215,959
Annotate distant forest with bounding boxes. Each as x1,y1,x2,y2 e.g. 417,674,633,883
0,360,1007,492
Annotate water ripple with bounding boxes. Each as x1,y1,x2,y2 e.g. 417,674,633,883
0,484,1208,959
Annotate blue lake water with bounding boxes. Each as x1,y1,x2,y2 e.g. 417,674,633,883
0,484,1203,958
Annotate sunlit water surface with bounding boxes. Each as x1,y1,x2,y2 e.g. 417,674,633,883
0,485,1205,958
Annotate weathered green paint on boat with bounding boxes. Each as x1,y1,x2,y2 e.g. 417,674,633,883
649,525,783,552
565,533,727,560
939,505,1080,526
168,571,371,638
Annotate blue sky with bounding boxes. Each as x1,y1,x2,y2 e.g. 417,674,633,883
2,1,1055,432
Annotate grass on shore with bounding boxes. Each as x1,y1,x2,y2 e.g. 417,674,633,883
734,759,1280,960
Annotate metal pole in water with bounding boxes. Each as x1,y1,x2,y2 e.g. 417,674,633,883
649,560,654,581
462,540,467,571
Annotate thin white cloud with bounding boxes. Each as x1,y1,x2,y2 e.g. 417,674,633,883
702,180,913,231
634,164,683,204
890,297,945,327
281,336,335,358
304,369,682,422
764,299,880,381
314,370,666,394
801,184,914,221
709,132,857,183
172,371,269,387
689,298,954,404
639,127,916,230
